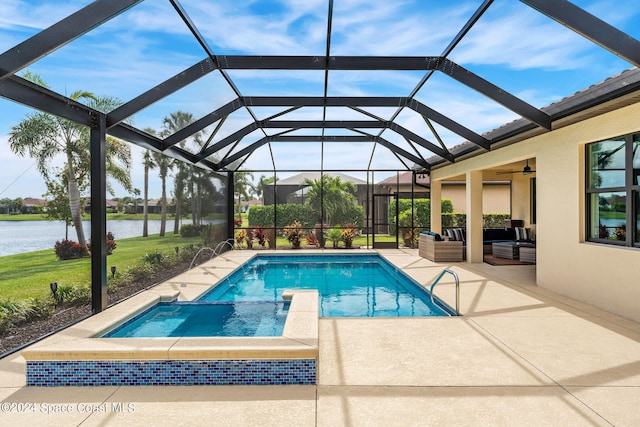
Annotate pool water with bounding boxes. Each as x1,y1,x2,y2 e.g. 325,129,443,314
200,254,453,317
102,254,453,338
103,301,288,338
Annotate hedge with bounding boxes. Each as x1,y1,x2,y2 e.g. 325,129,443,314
441,213,512,229
389,199,453,233
248,204,363,228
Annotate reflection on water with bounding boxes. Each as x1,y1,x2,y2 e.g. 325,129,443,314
0,220,221,257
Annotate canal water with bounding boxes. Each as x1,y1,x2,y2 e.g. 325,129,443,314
0,220,218,257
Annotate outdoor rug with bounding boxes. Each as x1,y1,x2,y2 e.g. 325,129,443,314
483,255,532,266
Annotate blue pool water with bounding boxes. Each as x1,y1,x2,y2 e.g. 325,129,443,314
200,254,453,317
102,254,453,338
103,301,288,338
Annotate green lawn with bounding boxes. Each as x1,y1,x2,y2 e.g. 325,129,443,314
599,211,626,219
0,234,201,301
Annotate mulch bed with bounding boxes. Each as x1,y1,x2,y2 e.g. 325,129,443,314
0,260,194,356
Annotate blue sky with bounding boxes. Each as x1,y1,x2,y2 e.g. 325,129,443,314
1,0,640,200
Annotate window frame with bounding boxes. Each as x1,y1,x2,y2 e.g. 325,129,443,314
585,133,640,247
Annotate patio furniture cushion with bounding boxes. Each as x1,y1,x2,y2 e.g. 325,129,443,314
421,231,443,241
515,227,533,242
445,228,465,242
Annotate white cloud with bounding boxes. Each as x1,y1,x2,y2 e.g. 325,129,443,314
451,3,596,71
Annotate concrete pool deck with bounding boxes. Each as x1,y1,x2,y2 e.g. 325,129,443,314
0,248,638,425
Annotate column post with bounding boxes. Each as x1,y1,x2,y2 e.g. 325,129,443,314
90,112,108,313
466,170,484,263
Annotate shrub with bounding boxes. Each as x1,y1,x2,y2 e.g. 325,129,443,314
142,251,169,266
482,214,511,228
180,223,204,237
54,239,84,260
442,213,467,229
252,226,268,247
306,232,319,247
283,220,303,248
327,227,341,248
106,232,116,255
331,204,364,228
598,223,610,239
126,262,157,282
389,199,451,233
177,244,200,263
249,204,316,228
0,298,53,334
248,205,275,227
340,226,358,248
235,229,253,249
51,283,90,306
615,224,626,240
87,232,117,255
441,213,513,230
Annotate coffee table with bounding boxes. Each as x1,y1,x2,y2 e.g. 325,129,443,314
492,242,535,260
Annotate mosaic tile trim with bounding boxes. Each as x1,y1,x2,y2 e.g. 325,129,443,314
27,359,316,387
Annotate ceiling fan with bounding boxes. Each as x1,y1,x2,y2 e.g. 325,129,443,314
496,159,536,175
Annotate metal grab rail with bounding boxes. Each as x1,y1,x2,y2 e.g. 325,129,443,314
429,268,460,316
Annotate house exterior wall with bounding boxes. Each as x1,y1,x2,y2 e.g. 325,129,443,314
383,182,511,214
431,102,640,323
443,184,511,214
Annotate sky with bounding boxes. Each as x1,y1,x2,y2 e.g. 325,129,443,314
1,0,640,200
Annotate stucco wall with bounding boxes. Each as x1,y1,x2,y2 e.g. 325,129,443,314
443,184,511,214
432,102,640,322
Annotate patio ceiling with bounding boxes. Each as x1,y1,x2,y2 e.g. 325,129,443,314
2,0,640,174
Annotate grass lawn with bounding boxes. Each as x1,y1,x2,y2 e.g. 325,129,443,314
599,211,626,219
0,234,201,301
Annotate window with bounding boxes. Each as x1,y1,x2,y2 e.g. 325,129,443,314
586,134,640,246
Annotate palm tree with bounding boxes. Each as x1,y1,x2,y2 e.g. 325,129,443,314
151,151,173,237
234,170,254,221
302,175,356,226
254,174,278,202
141,148,155,237
160,111,205,230
8,72,132,255
173,166,188,233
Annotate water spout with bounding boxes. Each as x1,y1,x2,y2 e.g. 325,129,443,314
188,239,236,270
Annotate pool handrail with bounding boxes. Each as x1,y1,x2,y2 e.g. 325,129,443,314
429,268,460,316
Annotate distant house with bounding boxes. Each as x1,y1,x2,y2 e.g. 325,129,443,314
263,172,367,206
136,198,175,214
21,198,47,214
84,199,119,213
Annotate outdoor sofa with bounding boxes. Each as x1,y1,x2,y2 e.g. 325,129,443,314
418,232,464,262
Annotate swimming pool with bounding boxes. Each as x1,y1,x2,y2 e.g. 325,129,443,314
200,254,454,317
103,301,289,338
101,254,452,338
